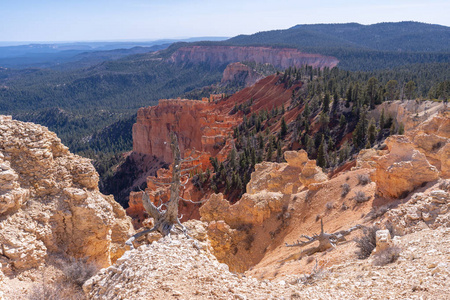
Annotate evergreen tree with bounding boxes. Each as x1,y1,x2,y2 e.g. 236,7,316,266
366,77,379,109
331,92,339,115
379,108,385,130
266,139,273,161
322,93,330,113
353,106,369,149
405,81,417,100
317,136,327,168
368,118,376,146
346,85,352,107
280,116,288,138
385,80,399,100
276,141,282,163
339,114,347,128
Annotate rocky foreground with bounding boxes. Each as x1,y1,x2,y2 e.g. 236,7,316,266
84,216,450,300
0,115,133,299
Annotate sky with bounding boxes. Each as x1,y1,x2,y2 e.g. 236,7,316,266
1,0,449,43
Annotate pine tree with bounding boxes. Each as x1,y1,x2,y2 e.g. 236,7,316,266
339,114,346,128
266,140,273,161
331,92,339,115
280,116,288,138
353,106,369,150
317,136,327,168
379,108,385,129
366,77,379,109
276,141,282,163
322,93,330,113
368,118,377,146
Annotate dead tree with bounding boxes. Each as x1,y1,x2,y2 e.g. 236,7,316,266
285,219,362,256
126,133,203,246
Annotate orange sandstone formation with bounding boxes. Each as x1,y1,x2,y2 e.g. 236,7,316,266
0,116,133,275
132,99,239,163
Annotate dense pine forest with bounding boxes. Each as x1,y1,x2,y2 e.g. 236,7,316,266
192,64,449,201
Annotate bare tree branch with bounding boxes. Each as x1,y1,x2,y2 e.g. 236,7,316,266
285,219,362,256
181,155,202,163
180,164,203,174
148,178,172,186
180,197,208,204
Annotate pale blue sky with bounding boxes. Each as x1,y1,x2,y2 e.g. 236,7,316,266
1,0,449,42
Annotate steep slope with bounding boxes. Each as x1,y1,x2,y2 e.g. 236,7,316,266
197,124,448,283
123,74,303,225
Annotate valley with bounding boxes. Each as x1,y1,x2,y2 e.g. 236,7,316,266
0,20,449,299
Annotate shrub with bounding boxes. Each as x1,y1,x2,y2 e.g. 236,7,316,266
28,281,85,300
365,205,388,220
341,202,348,210
373,246,401,266
354,191,369,203
326,202,334,210
341,183,351,197
62,258,98,287
357,174,371,185
354,226,378,259
27,258,97,300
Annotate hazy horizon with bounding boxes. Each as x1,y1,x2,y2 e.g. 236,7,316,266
1,0,449,43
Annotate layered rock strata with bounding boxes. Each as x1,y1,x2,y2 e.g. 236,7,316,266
168,46,339,69
0,116,133,274
133,99,238,163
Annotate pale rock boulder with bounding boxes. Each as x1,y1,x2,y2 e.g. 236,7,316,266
374,230,392,253
371,135,439,199
355,149,388,169
246,150,327,194
0,156,29,214
407,114,450,178
246,162,300,195
299,159,328,190
0,116,133,274
283,150,309,168
200,192,285,228
384,182,450,235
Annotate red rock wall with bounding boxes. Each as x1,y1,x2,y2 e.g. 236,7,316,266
221,62,263,87
132,98,239,163
168,46,339,69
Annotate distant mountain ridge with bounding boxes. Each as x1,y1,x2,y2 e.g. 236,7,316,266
0,37,228,69
228,21,450,52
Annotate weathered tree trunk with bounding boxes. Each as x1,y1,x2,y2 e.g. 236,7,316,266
285,219,361,256
126,133,194,246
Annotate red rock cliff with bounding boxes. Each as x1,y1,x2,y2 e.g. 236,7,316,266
132,98,239,163
168,46,339,69
221,62,264,87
